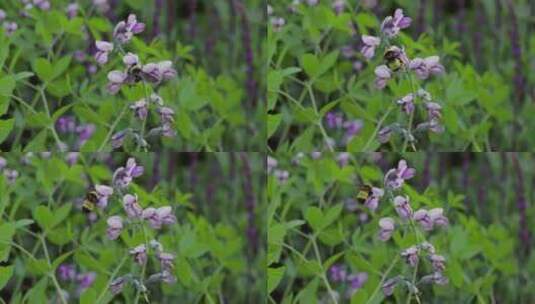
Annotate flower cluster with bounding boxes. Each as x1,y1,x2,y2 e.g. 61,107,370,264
329,264,369,298
325,112,364,146
267,155,289,184
0,9,17,36
356,8,446,146
55,116,96,149
98,158,178,296
21,0,51,12
0,156,18,184
57,264,96,296
368,159,449,297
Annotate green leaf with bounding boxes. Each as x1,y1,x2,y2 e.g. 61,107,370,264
14,219,34,229
268,266,286,293
51,56,72,80
0,265,14,290
33,58,54,82
304,207,323,232
0,76,15,96
27,258,50,275
0,118,14,144
301,54,320,78
27,277,48,304
267,114,282,138
13,71,35,81
33,205,54,231
52,204,72,227
80,287,97,304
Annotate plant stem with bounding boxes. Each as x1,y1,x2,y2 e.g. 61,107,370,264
97,101,129,151
365,255,400,304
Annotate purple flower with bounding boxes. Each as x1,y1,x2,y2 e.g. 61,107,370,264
274,169,289,184
384,159,415,189
0,10,5,22
110,276,127,295
66,152,79,166
394,195,413,219
57,264,76,281
107,70,127,94
417,118,444,134
3,169,18,184
112,158,144,188
33,0,50,10
401,246,419,267
142,206,176,229
111,130,128,149
347,272,368,294
56,116,77,133
413,209,433,231
130,99,148,120
421,272,448,285
267,156,278,174
325,112,344,129
332,0,345,14
343,120,363,142
76,124,96,145
364,187,384,211
4,22,18,36
420,241,435,254
106,216,123,240
157,252,175,271
0,157,6,171
161,123,176,137
360,35,380,60
66,3,78,18
95,41,114,65
77,272,96,289
329,264,347,282
425,102,442,120
114,14,145,44
129,244,147,265
123,52,139,66
374,65,391,89
382,277,399,296
378,126,393,143
141,61,177,84
161,270,176,284
429,208,449,227
409,56,445,80
429,254,446,272
158,107,175,124
396,94,414,114
270,17,285,32
378,217,395,241
336,153,350,167
381,8,412,38
149,93,164,106
95,184,114,208
123,194,143,218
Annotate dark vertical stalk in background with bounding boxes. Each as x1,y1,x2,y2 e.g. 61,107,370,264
506,0,525,149
511,153,530,259
473,6,484,68
456,0,466,53
150,152,161,190
234,0,257,107
421,152,432,190
152,0,164,38
204,7,220,59
432,0,442,29
416,0,426,36
188,0,198,40
477,157,488,220
240,153,258,303
106,0,118,23
189,153,198,188
167,0,176,34
462,153,470,208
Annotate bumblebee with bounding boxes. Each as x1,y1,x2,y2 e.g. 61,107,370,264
82,189,99,213
357,184,373,203
384,46,405,72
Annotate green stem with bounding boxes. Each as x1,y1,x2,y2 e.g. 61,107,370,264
97,102,129,151
96,255,128,304
38,85,64,151
365,255,400,304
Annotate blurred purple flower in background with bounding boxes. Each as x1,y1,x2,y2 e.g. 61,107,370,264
329,264,347,282
361,35,380,60
113,158,144,188
114,14,145,44
58,264,76,281
378,217,395,241
106,216,123,240
381,8,412,38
